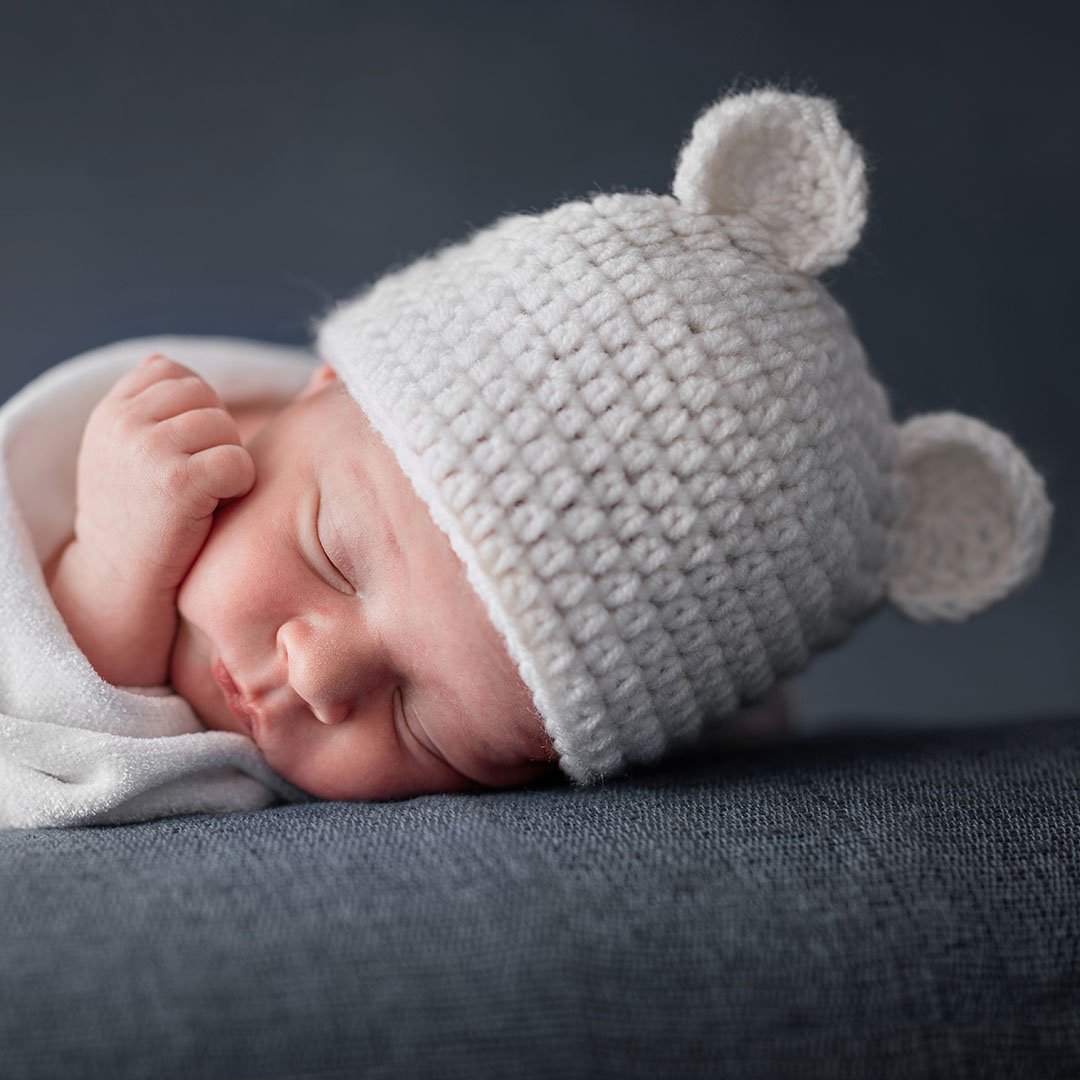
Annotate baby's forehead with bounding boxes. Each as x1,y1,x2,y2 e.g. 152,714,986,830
283,382,394,497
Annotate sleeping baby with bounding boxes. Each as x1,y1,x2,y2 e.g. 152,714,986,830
44,351,565,801
4,87,1053,825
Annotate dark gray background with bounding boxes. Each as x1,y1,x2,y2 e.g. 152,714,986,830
2,0,1076,729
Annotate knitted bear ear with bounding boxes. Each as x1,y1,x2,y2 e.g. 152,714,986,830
885,412,1053,623
672,89,868,276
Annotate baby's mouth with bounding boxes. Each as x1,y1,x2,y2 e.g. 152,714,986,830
211,656,257,736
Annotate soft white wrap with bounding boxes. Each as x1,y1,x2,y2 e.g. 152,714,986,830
0,336,319,828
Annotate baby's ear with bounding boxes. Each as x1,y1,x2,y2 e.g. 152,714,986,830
671,88,868,275
885,412,1053,622
298,361,338,399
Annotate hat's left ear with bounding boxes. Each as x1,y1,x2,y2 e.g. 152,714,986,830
885,412,1053,623
672,88,868,276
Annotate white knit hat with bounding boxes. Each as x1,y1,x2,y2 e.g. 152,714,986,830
314,88,1053,784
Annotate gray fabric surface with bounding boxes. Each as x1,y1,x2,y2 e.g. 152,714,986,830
2,715,1078,1079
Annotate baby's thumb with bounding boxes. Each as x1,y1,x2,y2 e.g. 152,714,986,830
187,443,257,510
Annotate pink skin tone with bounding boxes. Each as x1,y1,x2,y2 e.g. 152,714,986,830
47,354,560,800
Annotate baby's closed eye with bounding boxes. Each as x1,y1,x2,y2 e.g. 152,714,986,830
316,495,355,590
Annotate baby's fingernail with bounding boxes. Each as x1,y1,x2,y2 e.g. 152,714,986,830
139,353,161,367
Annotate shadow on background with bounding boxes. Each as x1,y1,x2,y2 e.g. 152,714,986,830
635,710,1080,788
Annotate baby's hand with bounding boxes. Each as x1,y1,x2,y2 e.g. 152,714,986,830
73,353,255,598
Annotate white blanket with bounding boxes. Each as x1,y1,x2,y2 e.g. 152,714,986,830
0,336,321,828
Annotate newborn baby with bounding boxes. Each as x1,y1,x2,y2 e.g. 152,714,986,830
44,353,563,801
12,86,1050,823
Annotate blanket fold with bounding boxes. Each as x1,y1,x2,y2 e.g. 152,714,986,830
1,336,320,828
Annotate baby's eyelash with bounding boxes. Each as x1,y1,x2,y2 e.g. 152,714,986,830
318,533,344,578
319,534,353,592
314,495,353,593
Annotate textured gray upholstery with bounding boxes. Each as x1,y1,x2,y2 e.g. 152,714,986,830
3,716,1078,1078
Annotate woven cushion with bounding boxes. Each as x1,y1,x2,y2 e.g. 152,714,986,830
2,715,1077,1078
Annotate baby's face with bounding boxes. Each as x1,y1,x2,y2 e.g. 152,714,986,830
169,364,559,800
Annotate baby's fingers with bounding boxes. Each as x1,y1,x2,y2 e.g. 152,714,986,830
110,353,211,402
160,407,243,456
185,444,256,508
133,374,224,423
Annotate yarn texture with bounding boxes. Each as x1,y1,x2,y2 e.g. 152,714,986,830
315,88,1053,784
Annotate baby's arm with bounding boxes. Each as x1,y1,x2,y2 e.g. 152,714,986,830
45,354,254,687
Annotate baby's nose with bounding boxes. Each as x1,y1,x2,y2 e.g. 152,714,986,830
276,617,390,726
309,699,351,727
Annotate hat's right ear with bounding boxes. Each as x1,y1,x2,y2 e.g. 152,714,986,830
885,412,1053,623
671,88,868,276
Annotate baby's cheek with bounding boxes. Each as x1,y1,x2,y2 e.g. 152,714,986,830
260,713,474,801
430,711,560,792
170,624,244,734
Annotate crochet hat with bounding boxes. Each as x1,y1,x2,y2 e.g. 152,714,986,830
314,88,1053,784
